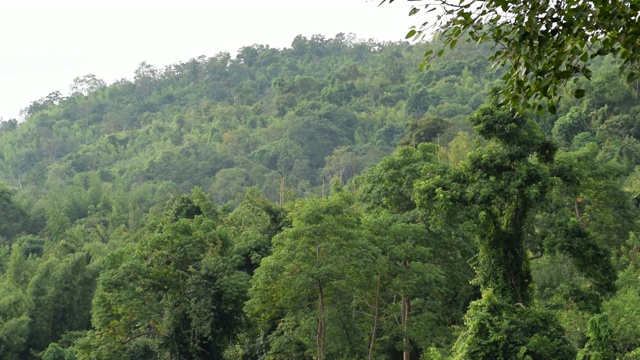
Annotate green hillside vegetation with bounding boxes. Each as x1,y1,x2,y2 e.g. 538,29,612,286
0,33,639,359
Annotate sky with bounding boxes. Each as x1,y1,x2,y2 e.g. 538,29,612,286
0,0,419,121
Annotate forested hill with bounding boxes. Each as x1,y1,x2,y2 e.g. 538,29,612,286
0,34,492,216
1,33,640,359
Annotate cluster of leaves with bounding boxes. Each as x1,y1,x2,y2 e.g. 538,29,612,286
389,0,640,114
453,290,576,360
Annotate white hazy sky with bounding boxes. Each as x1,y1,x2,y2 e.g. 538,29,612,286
0,0,418,121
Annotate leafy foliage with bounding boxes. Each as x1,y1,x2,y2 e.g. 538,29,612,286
389,0,640,113
453,290,576,360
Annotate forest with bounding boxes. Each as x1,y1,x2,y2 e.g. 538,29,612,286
0,30,640,359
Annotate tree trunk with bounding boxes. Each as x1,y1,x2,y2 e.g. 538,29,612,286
402,294,411,360
316,233,325,360
402,258,411,360
575,197,582,219
368,274,382,360
317,280,325,360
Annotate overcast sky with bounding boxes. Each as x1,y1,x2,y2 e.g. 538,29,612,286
0,0,418,121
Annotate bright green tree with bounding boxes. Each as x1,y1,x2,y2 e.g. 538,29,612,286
0,244,37,359
356,143,476,358
246,186,377,359
361,212,446,359
577,313,615,360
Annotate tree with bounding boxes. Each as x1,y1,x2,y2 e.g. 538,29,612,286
0,244,36,359
70,74,107,96
246,186,377,359
225,187,289,275
0,280,33,359
356,143,476,357
26,249,97,354
399,115,449,148
389,0,640,113
75,193,248,359
577,313,615,360
414,96,616,359
362,213,445,359
0,184,29,244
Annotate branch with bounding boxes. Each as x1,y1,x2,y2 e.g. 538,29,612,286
121,329,157,345
529,253,543,261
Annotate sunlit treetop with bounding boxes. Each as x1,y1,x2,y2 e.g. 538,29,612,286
384,0,640,114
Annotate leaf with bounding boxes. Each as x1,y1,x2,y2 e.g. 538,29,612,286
574,89,586,98
580,52,589,62
422,49,434,61
405,30,417,39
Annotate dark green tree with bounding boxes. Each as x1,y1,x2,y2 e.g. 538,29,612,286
0,184,29,244
399,115,450,148
414,97,614,359
74,193,248,359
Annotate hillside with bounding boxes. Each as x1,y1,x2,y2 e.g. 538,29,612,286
0,35,492,215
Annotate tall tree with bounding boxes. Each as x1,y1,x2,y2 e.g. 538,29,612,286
246,185,376,359
362,213,445,359
414,96,615,359
356,143,476,357
0,245,35,359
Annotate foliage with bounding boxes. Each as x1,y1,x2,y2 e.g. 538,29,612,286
577,313,615,360
417,97,555,304
453,290,576,360
0,184,29,244
75,193,248,359
246,187,378,359
356,144,476,357
389,0,640,113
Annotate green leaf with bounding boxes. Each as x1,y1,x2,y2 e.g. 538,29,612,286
405,29,417,39
580,52,589,62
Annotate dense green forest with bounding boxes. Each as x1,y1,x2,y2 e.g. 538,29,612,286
1,32,640,359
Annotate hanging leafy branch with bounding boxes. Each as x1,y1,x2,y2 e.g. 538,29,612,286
384,0,640,113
